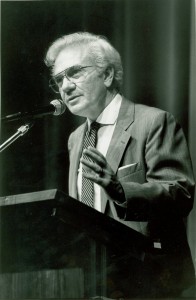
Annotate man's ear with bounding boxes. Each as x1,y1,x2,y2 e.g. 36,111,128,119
104,66,114,88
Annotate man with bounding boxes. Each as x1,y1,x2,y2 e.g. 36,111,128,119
45,32,195,297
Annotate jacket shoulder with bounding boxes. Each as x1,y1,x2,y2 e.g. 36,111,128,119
133,103,178,125
134,103,168,117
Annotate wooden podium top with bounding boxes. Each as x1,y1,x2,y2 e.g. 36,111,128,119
0,189,152,265
0,189,59,207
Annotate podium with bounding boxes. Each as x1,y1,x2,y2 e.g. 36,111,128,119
0,189,151,298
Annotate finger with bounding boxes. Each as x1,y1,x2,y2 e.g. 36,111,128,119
82,152,114,177
87,146,106,160
81,158,102,174
83,148,106,166
83,171,107,186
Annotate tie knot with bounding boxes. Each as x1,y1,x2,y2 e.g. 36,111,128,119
90,122,101,132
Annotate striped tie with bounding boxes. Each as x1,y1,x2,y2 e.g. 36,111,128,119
81,122,100,207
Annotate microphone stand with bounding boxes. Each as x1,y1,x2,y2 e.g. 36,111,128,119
0,123,33,153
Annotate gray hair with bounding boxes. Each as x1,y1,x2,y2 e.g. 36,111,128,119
44,32,123,91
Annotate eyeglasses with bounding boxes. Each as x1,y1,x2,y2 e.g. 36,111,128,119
49,65,94,93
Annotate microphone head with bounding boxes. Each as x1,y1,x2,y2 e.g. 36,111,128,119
50,99,66,116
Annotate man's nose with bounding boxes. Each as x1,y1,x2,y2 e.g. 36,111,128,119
61,76,76,93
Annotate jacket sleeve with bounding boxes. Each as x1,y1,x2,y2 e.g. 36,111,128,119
117,111,195,221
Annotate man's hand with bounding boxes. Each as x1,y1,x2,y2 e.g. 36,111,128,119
80,146,125,203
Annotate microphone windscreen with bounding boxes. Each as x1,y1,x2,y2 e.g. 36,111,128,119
50,99,66,116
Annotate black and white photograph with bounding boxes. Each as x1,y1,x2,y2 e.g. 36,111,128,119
0,0,196,299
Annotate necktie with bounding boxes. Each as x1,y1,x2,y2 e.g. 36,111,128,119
81,122,100,207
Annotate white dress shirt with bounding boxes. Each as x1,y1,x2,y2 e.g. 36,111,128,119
77,94,122,211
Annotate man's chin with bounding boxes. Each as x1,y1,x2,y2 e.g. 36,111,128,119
68,105,87,118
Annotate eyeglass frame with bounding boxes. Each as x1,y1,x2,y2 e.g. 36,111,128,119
49,65,94,94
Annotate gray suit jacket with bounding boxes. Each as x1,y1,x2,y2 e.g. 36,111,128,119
68,98,194,223
68,97,195,292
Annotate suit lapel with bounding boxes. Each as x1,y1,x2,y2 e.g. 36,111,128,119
101,98,135,212
69,122,87,199
106,97,135,172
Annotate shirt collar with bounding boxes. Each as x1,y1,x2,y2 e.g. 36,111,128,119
87,93,122,128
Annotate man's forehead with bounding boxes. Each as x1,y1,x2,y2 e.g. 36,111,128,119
53,45,91,75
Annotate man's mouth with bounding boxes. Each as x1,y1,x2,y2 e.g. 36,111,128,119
67,95,80,102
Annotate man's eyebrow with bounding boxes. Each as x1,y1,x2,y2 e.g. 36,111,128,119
53,68,68,78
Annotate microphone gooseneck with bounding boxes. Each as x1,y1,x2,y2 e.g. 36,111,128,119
1,99,66,123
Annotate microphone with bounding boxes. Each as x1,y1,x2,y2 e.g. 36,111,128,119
1,99,66,123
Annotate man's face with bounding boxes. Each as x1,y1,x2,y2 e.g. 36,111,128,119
53,46,108,120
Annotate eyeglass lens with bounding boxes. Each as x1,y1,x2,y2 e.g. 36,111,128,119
49,65,93,93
